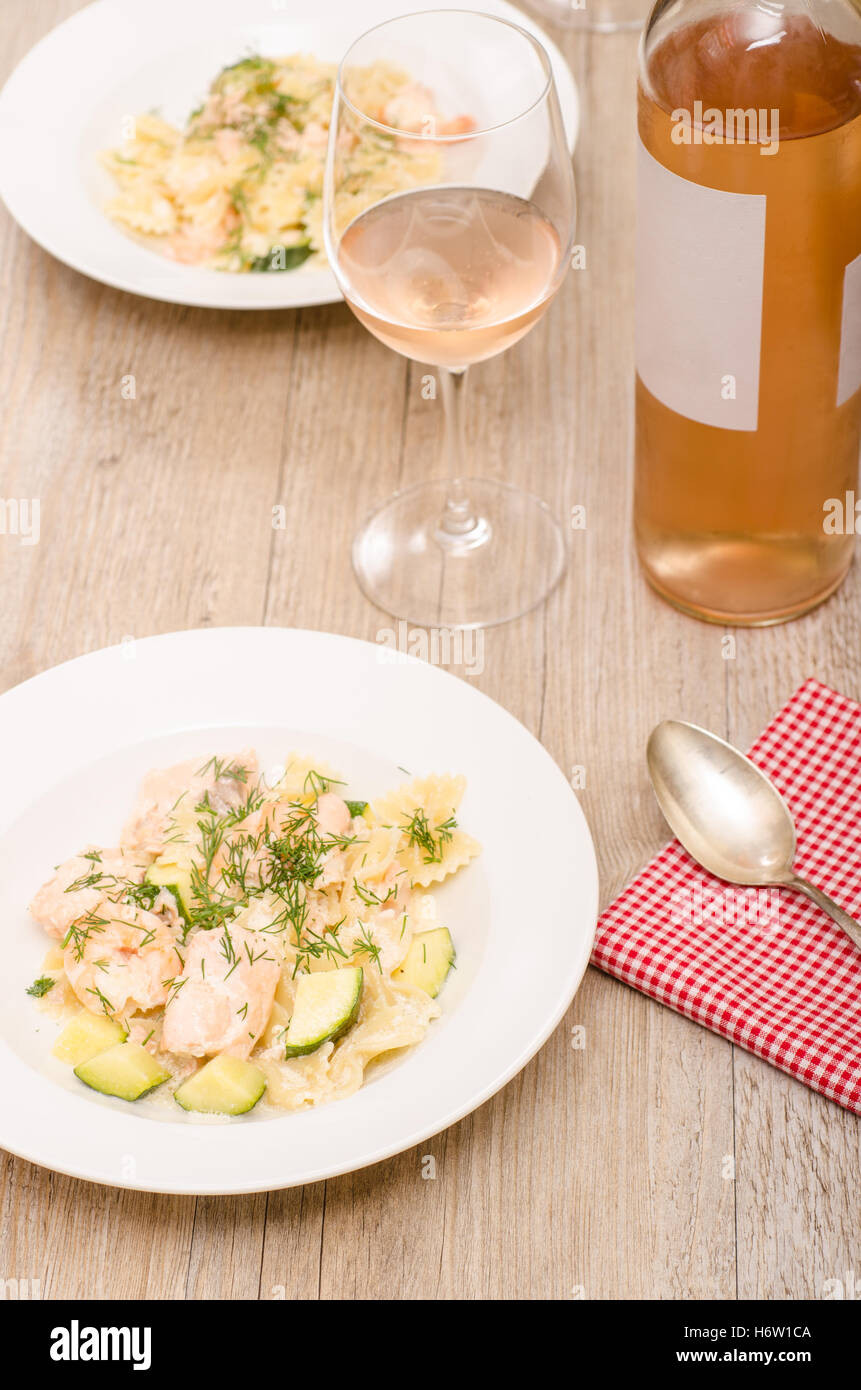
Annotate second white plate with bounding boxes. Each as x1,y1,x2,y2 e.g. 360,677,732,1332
0,0,579,310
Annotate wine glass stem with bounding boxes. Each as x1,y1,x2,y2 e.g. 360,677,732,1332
436,368,489,550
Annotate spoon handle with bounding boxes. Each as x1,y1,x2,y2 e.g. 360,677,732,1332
788,876,861,953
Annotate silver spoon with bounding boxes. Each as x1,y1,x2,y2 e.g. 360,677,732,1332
646,719,861,953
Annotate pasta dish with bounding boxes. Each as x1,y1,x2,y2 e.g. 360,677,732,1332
100,53,465,273
27,751,479,1117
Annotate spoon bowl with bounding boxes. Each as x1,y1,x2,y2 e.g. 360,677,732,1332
646,720,796,885
646,719,861,952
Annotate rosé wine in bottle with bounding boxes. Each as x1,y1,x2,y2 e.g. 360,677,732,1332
635,0,861,624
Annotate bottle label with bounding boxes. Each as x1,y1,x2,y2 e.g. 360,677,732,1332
636,139,766,430
837,251,861,406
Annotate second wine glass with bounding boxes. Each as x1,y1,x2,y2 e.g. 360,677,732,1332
324,9,577,629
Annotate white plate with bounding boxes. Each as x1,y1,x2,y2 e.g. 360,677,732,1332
0,627,597,1193
0,0,579,310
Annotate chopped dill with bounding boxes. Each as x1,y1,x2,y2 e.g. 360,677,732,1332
351,923,383,972
25,976,55,998
87,985,114,1017
352,878,396,909
401,808,457,864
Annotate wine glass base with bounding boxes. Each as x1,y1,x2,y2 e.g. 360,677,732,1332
352,477,567,629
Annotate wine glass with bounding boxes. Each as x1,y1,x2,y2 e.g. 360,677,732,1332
324,10,577,629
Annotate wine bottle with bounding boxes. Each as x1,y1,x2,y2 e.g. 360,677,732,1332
635,0,861,624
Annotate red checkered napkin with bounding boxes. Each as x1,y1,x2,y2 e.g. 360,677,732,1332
592,680,861,1113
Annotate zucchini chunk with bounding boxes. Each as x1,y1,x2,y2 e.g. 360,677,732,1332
174,1055,266,1115
74,1041,170,1101
53,1013,127,1066
145,856,195,923
284,966,363,1058
393,927,455,998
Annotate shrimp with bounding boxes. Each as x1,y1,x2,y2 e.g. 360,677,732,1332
29,847,153,940
63,903,183,1019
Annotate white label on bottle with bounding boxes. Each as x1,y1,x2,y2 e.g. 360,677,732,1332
837,252,861,406
636,139,766,431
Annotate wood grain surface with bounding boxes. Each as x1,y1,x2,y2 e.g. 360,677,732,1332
0,0,858,1301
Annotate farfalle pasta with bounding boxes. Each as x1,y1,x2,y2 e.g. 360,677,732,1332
100,53,444,273
372,774,482,886
27,751,477,1118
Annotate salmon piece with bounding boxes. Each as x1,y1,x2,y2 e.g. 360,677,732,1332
273,122,302,155
382,83,436,132
63,903,183,1018
122,750,258,852
439,114,476,136
161,906,280,1059
313,793,352,886
165,202,237,266
382,84,475,139
315,792,351,837
300,120,328,150
29,847,152,940
226,791,351,890
214,127,244,161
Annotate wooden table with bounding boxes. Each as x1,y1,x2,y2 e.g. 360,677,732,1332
1,0,858,1302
